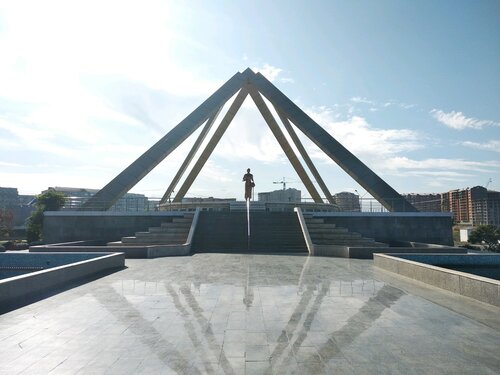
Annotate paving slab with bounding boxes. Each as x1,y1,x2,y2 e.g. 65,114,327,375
0,253,498,374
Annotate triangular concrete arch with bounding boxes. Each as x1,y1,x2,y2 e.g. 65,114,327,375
81,68,417,212
168,82,324,204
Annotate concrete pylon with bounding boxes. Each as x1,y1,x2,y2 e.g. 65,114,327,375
82,68,416,212
247,84,323,203
80,70,249,211
159,107,222,205
173,88,249,202
250,72,417,212
275,108,335,204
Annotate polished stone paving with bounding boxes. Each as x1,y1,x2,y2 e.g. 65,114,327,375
0,253,499,374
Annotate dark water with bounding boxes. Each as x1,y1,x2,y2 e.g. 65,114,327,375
440,266,500,280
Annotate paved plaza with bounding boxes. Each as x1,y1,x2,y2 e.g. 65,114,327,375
0,253,499,374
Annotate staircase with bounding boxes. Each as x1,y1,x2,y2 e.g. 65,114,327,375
111,213,194,246
192,211,307,253
304,215,387,247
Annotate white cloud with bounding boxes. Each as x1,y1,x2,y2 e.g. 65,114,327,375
0,0,221,103
294,106,499,190
198,160,233,183
0,161,23,168
350,97,416,112
213,103,286,163
252,64,283,82
350,97,373,105
305,109,422,162
461,140,500,152
0,0,234,196
384,157,500,173
430,109,499,130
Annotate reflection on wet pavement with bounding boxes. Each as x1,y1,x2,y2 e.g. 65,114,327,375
0,253,499,374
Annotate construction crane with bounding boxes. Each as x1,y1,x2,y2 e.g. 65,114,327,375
485,178,492,189
273,177,300,191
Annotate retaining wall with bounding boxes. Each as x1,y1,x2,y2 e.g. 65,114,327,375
43,211,453,247
374,253,500,306
0,252,125,312
315,212,453,246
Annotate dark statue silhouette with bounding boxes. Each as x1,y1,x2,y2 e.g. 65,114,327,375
242,168,254,200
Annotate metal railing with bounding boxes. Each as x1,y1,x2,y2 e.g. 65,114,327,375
61,196,410,213
59,195,500,218
299,197,416,212
61,197,162,212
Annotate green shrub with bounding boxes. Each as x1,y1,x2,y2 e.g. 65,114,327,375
468,225,500,252
25,190,66,243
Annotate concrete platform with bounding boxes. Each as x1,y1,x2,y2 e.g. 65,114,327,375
0,252,125,313
0,254,498,374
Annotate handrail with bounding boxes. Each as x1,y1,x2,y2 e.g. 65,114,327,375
185,207,201,246
294,207,313,255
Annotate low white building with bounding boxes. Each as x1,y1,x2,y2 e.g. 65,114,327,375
258,188,301,203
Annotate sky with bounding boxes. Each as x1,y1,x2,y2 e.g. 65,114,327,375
0,0,499,201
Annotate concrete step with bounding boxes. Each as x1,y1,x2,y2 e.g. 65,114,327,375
172,218,193,223
305,219,389,248
250,240,306,246
314,239,380,246
148,227,190,234
311,236,363,243
308,227,346,234
372,242,389,247
136,231,189,237
107,240,134,246
123,239,185,245
305,218,327,224
306,225,337,231
134,232,187,239
192,211,307,252
120,237,138,243
118,213,193,246
137,231,188,238
160,222,191,228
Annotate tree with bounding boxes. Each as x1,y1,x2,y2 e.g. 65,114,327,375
468,225,500,252
26,190,66,243
0,209,14,239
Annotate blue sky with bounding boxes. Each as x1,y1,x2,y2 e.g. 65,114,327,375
0,0,499,200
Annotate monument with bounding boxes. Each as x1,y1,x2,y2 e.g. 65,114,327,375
40,69,457,251
80,68,417,213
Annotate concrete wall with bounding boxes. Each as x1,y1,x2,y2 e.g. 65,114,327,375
374,253,500,307
314,245,466,259
43,211,453,246
43,211,185,243
315,212,453,246
31,242,191,259
0,252,125,312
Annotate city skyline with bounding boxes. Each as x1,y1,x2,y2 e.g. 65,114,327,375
0,1,499,199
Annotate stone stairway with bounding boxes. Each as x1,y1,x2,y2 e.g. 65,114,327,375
192,211,307,253
305,215,387,247
111,213,194,246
